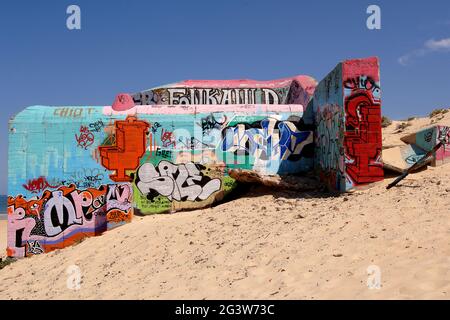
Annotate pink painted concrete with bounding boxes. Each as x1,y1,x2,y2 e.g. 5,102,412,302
103,104,306,116
114,75,318,110
176,75,317,95
112,93,135,111
436,125,450,165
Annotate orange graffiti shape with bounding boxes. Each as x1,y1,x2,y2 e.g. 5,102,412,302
99,116,149,182
106,209,132,223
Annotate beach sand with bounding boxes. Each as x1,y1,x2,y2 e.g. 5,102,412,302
0,111,449,299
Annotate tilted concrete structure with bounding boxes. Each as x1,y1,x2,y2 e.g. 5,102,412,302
383,125,450,172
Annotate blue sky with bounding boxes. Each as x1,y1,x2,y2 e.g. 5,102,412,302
1,0,449,194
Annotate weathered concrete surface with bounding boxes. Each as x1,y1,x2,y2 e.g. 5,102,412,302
2,160,450,299
305,57,383,192
129,76,318,107
228,169,322,190
400,125,450,167
7,103,313,258
383,125,450,173
6,59,385,259
382,144,430,173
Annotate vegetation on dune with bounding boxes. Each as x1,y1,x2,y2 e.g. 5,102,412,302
0,257,17,270
429,108,449,118
396,122,412,131
381,116,392,128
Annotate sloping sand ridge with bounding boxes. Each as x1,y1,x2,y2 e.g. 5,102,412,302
0,110,449,300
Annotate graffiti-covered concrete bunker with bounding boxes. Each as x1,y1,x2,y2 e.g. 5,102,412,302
7,57,383,258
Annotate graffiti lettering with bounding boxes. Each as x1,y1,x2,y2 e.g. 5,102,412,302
43,190,83,236
23,176,58,194
133,88,281,105
7,184,132,258
6,204,36,257
150,122,162,134
436,126,450,164
26,240,44,255
437,126,450,143
155,147,172,159
106,184,133,226
222,118,313,162
161,128,176,148
343,75,383,185
199,114,227,135
136,161,221,202
54,107,95,118
75,125,95,149
61,168,105,189
89,120,105,132
177,137,213,150
344,76,381,101
167,88,261,105
106,209,131,224
315,105,344,172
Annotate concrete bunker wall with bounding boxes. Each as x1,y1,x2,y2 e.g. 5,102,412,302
307,57,384,192
130,76,318,107
6,57,384,258
7,104,313,258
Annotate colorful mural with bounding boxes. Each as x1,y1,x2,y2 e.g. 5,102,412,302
221,118,313,174
307,57,384,191
126,76,318,108
8,102,314,256
314,104,345,189
436,126,450,166
7,183,132,258
99,116,149,182
7,59,384,257
102,105,314,214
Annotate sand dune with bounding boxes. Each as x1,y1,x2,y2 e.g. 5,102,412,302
383,109,450,148
0,111,449,300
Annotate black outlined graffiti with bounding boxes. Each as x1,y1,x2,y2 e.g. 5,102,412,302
136,161,221,202
221,118,314,161
151,122,162,134
177,137,214,150
60,168,106,189
8,183,132,257
132,88,281,105
424,131,433,143
199,114,227,135
26,240,44,255
155,148,172,159
343,76,380,97
89,120,105,132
